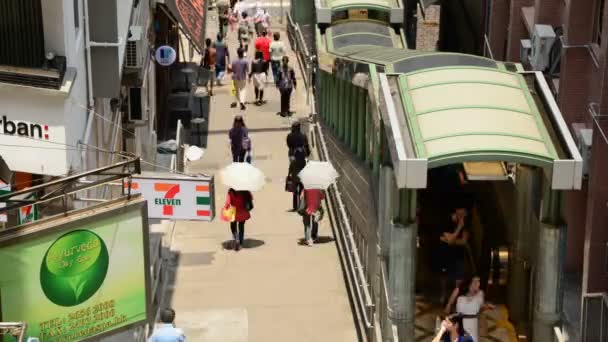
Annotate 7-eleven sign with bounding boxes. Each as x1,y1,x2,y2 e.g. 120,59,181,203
18,204,38,225
153,183,181,216
0,181,9,223
124,175,214,221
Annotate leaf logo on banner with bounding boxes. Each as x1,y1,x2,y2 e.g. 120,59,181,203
40,230,109,306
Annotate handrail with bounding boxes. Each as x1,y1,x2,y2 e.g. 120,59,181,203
286,13,313,103
312,94,376,339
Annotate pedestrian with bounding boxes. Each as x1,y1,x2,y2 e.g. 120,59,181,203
299,188,325,246
229,48,249,110
444,276,495,342
228,115,250,162
254,30,272,62
249,51,269,105
285,121,310,210
224,188,253,251
213,33,230,86
148,308,186,342
218,6,230,38
200,38,216,96
254,7,265,36
238,12,254,54
436,208,470,305
277,55,297,116
262,9,271,35
269,32,286,84
431,313,474,342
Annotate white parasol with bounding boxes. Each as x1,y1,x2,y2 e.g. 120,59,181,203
220,162,266,191
298,161,339,190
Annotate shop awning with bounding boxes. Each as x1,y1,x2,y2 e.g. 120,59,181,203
164,0,207,53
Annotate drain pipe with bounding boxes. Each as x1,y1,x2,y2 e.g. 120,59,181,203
81,0,95,172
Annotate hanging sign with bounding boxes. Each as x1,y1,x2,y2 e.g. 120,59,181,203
155,46,177,66
0,181,9,223
18,204,38,225
165,0,206,52
124,173,215,221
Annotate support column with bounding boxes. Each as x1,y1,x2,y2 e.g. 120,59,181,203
508,166,534,327
379,166,396,258
389,189,417,340
533,177,564,342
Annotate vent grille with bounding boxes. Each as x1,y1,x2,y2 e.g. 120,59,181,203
126,41,138,68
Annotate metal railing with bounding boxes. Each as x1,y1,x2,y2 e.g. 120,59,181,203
378,260,399,341
313,98,376,341
286,13,313,105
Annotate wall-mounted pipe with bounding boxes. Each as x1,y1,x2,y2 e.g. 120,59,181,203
82,0,95,174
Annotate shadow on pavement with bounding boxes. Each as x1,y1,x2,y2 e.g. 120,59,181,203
221,238,266,250
297,236,335,245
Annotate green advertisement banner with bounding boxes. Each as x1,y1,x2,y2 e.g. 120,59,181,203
0,200,149,341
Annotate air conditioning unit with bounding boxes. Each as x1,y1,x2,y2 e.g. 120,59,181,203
529,24,556,71
126,26,143,69
520,39,532,65
128,87,148,122
574,126,593,177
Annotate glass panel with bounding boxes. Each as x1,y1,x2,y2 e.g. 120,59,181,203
394,54,498,74
333,34,393,49
331,21,391,37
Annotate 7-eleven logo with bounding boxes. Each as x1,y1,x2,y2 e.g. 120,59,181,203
154,183,181,216
19,204,37,224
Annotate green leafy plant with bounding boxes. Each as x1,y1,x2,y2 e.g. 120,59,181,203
40,230,109,306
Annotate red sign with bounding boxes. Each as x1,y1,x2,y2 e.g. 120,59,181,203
166,0,206,52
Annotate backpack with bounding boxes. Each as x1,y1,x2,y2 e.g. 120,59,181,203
278,67,294,89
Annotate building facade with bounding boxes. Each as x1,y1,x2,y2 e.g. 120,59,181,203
0,0,159,212
482,0,608,340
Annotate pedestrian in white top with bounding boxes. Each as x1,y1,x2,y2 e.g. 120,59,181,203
269,32,286,84
445,275,495,341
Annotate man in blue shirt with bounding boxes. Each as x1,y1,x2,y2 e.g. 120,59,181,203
149,308,186,342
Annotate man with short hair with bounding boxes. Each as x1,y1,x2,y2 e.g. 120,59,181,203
200,38,216,96
254,30,272,62
213,33,230,86
148,308,186,342
229,48,249,110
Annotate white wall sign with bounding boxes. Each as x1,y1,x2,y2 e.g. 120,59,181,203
124,174,214,221
155,46,177,66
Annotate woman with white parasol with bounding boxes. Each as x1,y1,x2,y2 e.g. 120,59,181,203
220,162,265,251
297,161,338,246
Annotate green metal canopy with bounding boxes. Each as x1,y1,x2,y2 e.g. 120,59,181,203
397,66,559,168
325,22,404,51
320,0,400,10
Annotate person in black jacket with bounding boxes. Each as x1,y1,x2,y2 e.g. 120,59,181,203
249,50,269,105
277,56,297,116
285,122,310,211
